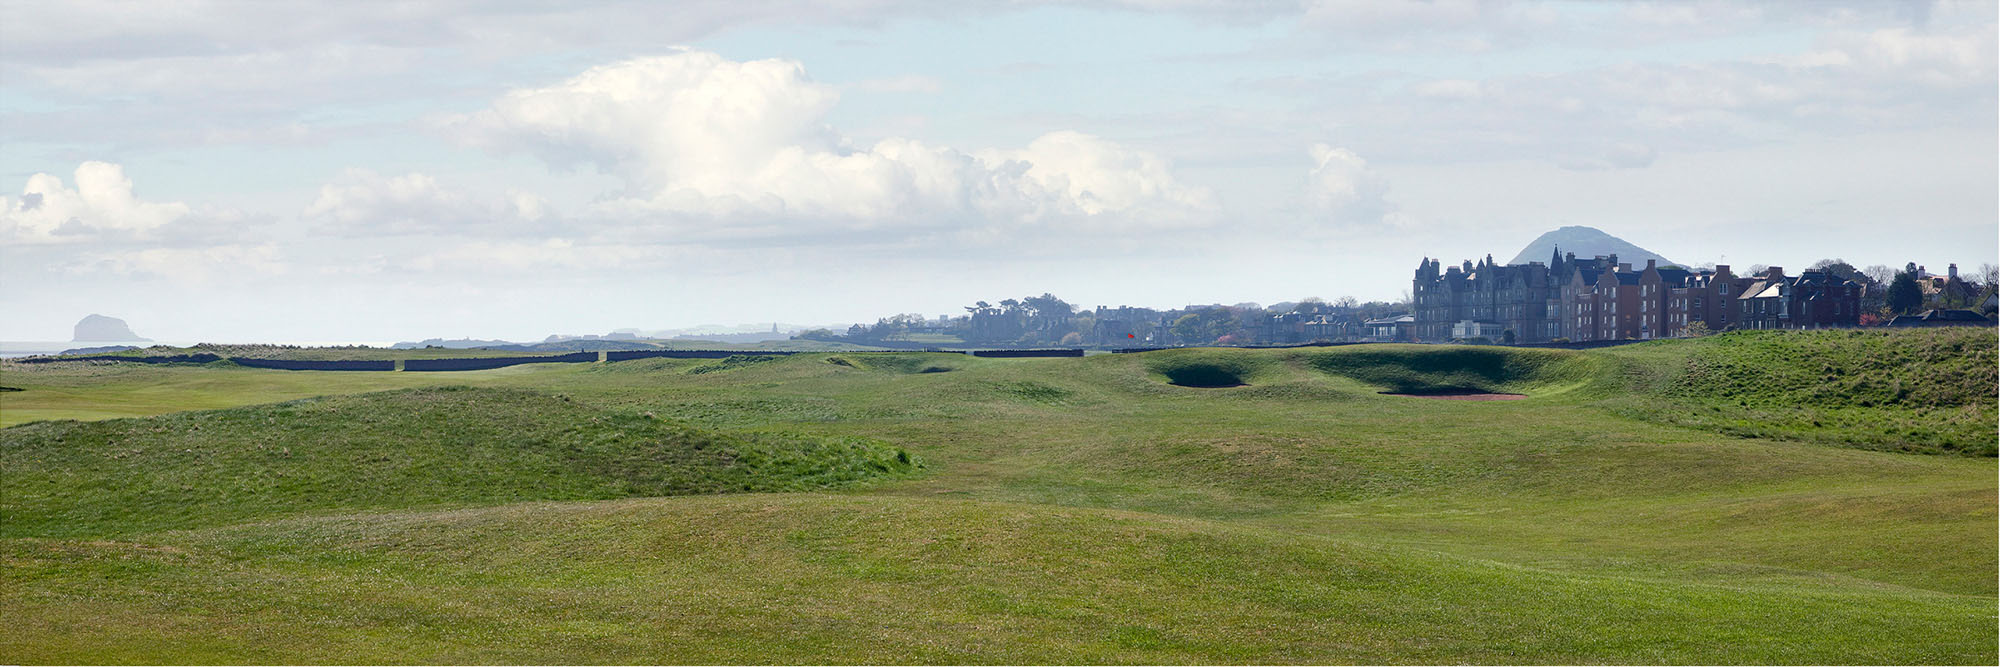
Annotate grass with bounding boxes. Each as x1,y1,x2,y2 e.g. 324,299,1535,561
1,386,915,538
1593,329,1998,455
6,496,1988,664
1306,344,1599,394
0,360,534,426
0,329,1993,663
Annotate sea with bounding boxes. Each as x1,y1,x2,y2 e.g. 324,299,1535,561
0,341,398,359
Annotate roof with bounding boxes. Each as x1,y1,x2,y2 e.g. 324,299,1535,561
1890,310,1994,327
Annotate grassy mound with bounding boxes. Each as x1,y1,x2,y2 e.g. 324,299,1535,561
1145,349,1272,387
1305,345,1596,395
1598,329,1998,456
0,386,916,538
6,495,1990,665
686,354,783,375
823,352,961,374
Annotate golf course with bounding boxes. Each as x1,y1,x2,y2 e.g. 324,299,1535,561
3,328,1994,664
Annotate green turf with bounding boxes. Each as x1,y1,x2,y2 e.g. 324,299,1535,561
1,329,1994,663
6,496,1988,664
0,361,531,426
2,386,915,538
1592,329,1998,455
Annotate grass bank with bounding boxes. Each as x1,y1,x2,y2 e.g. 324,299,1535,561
2,386,915,538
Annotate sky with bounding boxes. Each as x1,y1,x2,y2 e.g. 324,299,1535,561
3,0,1995,342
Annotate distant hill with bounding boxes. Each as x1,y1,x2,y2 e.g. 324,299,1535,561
1508,226,1674,267
391,338,518,349
72,314,149,342
59,345,141,355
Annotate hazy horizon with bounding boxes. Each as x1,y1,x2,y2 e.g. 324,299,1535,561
6,1,1996,343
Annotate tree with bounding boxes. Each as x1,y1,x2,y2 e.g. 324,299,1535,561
1808,258,1865,284
1887,269,1924,316
1861,265,1896,287
1858,264,1896,315
1022,293,1074,324
1682,321,1712,338
1335,296,1358,309
1170,314,1202,344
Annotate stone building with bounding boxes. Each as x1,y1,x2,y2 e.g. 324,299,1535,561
1413,249,1861,343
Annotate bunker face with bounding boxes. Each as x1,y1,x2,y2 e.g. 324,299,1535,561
1383,391,1526,401
1162,364,1247,388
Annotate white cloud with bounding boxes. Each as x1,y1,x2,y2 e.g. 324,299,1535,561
402,238,656,273
849,74,944,93
1297,0,1559,51
1305,144,1399,226
448,49,1214,237
1796,26,1997,87
59,244,287,283
1409,78,1486,100
1554,142,1658,171
304,169,552,236
1,162,193,244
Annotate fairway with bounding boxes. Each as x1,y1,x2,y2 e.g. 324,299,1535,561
3,330,1995,664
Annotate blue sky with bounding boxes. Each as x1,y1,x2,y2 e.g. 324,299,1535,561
3,1,1994,342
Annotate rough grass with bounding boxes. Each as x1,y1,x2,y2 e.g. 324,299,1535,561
686,354,784,375
1594,329,1998,455
821,352,963,374
0,331,1993,663
0,360,536,426
5,495,1990,665
0,386,916,538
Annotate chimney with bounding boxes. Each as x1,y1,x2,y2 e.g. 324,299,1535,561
1766,266,1784,280
1949,263,1958,279
1645,259,1656,270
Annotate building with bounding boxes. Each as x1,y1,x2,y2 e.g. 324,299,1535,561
1413,250,1861,343
1888,309,1995,327
1363,314,1415,341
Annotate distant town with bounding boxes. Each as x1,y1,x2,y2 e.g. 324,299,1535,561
808,227,1997,349
802,255,1994,350
36,227,2000,356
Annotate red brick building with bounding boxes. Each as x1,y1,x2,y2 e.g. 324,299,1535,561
1414,252,1862,342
